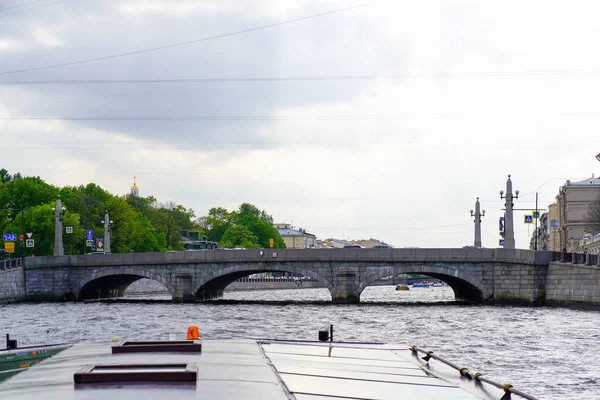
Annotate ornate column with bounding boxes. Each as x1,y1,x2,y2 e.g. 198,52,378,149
500,175,519,249
102,210,113,253
52,196,65,256
471,197,485,247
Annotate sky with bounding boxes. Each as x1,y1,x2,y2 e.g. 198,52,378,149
1,0,599,248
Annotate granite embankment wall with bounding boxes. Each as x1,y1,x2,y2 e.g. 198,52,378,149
546,262,600,305
0,267,25,303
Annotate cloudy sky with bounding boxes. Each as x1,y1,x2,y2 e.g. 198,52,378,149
1,0,599,248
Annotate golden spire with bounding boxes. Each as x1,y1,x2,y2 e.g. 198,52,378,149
131,176,138,190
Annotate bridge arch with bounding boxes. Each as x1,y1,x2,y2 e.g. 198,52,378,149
76,268,174,300
357,263,489,303
194,263,334,301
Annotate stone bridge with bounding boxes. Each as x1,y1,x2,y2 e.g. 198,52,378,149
18,247,559,304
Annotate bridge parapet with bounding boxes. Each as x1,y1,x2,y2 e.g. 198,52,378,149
22,247,550,269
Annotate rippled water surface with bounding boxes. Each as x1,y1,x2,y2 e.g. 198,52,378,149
2,286,599,399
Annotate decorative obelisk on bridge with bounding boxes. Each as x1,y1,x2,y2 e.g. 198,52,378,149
470,197,485,247
102,211,112,254
500,175,519,249
52,196,65,256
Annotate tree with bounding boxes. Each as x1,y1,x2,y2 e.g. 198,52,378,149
197,203,285,248
103,196,166,253
199,207,235,242
219,224,260,249
60,183,111,230
586,193,600,234
236,203,285,248
4,203,83,256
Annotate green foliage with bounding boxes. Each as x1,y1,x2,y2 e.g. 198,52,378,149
0,171,192,255
198,207,235,242
199,203,285,248
0,171,285,256
220,224,260,249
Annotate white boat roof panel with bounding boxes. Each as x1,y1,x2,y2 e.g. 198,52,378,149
281,374,481,400
0,340,510,400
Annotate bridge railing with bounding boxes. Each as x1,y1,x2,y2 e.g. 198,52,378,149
0,258,21,271
549,251,600,266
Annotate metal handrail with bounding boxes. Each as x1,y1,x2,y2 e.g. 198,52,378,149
410,346,537,400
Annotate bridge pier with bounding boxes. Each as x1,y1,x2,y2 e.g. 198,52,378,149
331,270,360,304
173,274,195,303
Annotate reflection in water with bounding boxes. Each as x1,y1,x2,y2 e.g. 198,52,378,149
1,285,598,400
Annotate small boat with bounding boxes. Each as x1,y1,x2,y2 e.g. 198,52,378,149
412,283,430,288
0,344,68,383
395,285,410,291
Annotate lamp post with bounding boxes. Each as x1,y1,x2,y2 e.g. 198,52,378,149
100,210,113,254
52,196,66,256
470,197,485,248
499,175,519,249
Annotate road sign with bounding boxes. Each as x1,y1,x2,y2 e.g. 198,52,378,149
26,232,33,239
87,230,93,240
19,234,24,242
86,240,94,247
2,233,16,241
533,211,540,219
96,238,104,249
25,239,34,248
4,242,14,253
551,219,559,228
499,239,505,246
524,215,534,224
66,227,73,234
272,251,278,258
269,238,274,248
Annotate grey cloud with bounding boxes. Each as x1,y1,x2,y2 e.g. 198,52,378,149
1,0,409,145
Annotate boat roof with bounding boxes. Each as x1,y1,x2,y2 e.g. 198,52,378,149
0,339,508,399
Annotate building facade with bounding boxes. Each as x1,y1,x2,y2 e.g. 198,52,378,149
547,202,560,251
556,175,600,252
274,223,316,248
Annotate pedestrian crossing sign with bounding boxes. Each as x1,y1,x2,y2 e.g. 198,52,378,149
524,215,534,224
499,239,505,246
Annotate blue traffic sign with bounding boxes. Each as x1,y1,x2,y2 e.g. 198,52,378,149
499,239,505,246
87,230,93,240
533,211,540,218
524,215,534,224
551,219,559,228
3,233,17,241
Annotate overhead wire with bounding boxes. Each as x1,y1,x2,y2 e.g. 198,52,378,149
2,69,600,84
0,1,380,75
0,0,68,18
0,0,43,13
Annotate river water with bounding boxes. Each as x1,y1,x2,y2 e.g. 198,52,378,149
1,285,599,399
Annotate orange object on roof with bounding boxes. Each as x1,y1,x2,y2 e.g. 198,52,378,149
187,325,200,340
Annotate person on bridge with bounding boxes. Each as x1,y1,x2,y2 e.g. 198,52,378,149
187,325,201,340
